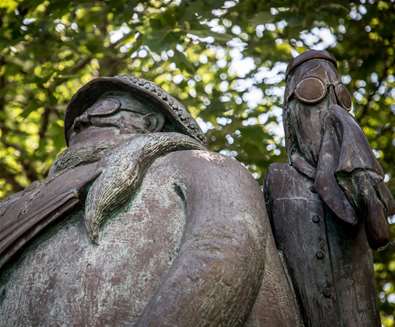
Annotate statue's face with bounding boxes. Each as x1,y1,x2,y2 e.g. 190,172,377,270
286,60,352,111
68,91,164,146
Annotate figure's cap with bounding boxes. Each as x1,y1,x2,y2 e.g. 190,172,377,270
285,50,337,78
64,75,206,145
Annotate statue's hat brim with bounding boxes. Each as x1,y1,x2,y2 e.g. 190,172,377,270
64,76,206,145
285,50,337,78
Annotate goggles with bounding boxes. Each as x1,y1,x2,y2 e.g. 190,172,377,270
72,97,148,132
86,97,147,117
289,76,352,111
87,97,122,117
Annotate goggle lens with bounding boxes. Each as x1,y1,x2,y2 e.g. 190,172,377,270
88,98,121,117
294,77,352,111
294,77,326,104
335,83,352,111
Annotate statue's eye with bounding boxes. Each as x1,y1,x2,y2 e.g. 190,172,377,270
88,98,121,117
294,77,326,104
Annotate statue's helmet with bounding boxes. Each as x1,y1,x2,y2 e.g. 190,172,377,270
284,50,352,111
285,49,337,78
64,75,206,145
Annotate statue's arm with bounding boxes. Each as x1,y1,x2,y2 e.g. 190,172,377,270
136,151,268,327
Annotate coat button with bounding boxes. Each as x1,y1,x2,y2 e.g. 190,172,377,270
312,215,320,223
0,287,6,304
316,251,325,259
322,286,332,298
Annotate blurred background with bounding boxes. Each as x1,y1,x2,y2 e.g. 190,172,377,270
0,0,394,324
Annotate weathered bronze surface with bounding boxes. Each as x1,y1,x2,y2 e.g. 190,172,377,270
265,50,395,327
0,76,302,326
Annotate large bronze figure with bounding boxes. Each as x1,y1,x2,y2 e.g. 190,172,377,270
265,50,395,326
0,76,302,326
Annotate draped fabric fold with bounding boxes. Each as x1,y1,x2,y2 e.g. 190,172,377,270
314,105,395,218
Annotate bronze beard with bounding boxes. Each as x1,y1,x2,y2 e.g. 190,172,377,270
52,132,205,243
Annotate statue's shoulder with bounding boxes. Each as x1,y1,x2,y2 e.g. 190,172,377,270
161,149,252,174
154,149,260,191
266,162,300,185
265,162,313,200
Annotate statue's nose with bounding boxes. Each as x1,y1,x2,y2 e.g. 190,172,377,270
73,111,90,131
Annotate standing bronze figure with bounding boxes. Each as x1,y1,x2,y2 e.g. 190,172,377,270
265,50,395,326
0,76,302,326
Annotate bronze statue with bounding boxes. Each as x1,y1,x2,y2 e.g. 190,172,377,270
0,76,302,326
265,50,395,327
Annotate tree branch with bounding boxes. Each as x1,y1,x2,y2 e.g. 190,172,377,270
357,53,394,121
0,160,24,193
38,105,51,146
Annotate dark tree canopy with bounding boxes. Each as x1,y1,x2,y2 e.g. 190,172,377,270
0,0,394,324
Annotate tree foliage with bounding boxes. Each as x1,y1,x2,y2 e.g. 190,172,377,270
0,0,394,324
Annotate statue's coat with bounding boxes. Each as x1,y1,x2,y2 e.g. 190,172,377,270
265,163,380,327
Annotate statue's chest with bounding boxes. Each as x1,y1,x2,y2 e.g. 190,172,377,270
0,174,185,327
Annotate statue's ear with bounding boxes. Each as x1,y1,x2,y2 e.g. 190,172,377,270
144,112,165,132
